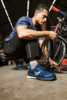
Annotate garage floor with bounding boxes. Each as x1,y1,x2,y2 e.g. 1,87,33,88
0,64,67,100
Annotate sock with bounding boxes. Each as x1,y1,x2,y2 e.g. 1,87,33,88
30,60,38,69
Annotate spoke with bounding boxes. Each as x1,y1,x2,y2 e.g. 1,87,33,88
53,41,62,60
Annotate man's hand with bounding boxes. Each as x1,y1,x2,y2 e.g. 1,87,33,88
47,31,57,40
49,57,57,66
49,58,61,72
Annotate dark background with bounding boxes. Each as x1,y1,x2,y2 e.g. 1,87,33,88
0,0,67,40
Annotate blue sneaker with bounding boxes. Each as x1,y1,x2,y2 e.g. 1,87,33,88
27,64,56,80
16,60,27,70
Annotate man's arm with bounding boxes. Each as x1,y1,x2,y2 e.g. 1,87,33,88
38,39,57,65
16,25,57,40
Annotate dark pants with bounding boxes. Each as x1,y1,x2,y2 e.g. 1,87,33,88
3,34,40,63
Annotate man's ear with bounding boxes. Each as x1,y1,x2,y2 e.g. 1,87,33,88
35,10,39,16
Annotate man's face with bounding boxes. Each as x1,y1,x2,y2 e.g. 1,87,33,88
35,9,48,25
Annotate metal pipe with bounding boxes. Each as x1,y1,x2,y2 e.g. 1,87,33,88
27,0,30,17
49,0,56,12
0,0,13,29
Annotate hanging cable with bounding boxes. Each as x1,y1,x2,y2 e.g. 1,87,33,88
49,0,56,12
0,0,13,30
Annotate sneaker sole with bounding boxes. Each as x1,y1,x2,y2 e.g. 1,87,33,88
27,75,37,79
27,75,56,81
37,76,56,81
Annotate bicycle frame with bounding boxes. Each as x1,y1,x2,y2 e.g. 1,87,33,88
41,6,67,68
51,6,67,33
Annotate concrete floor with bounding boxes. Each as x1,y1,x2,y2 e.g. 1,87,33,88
0,64,67,100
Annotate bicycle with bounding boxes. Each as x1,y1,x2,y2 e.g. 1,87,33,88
41,6,67,69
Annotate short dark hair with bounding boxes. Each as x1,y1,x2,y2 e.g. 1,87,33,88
35,4,49,12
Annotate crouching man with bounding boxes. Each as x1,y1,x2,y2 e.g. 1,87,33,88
3,4,57,81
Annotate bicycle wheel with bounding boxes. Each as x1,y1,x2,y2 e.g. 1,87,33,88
41,35,67,68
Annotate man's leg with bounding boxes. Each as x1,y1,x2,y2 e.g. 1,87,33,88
25,40,56,81
3,34,28,70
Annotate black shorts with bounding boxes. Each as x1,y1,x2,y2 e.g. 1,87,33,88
3,34,40,62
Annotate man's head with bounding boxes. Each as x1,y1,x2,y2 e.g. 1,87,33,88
34,4,49,25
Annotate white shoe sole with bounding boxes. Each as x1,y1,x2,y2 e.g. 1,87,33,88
27,75,36,79
27,75,56,81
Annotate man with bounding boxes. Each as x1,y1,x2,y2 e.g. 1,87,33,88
3,4,57,81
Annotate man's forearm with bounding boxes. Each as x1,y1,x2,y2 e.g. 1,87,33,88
18,29,49,40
